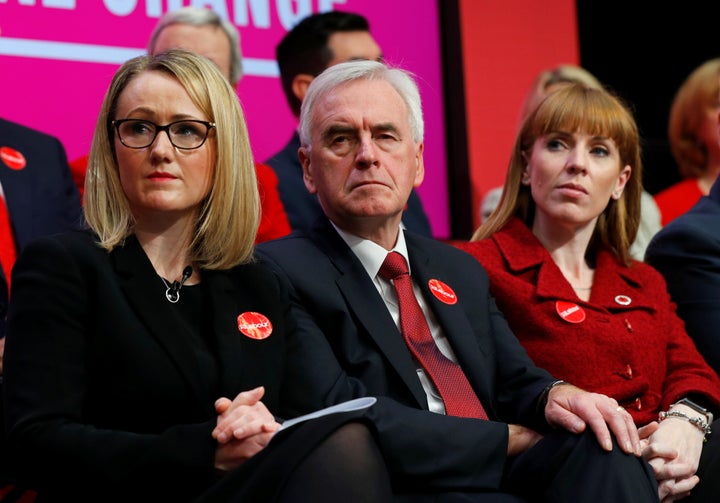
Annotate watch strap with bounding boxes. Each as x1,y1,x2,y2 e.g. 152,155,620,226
672,397,714,424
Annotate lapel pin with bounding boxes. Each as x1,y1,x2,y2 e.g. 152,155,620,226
614,295,632,306
428,279,457,305
556,301,586,323
0,147,27,170
237,311,273,340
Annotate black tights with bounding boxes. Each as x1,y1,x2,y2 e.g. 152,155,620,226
279,422,393,502
196,418,393,503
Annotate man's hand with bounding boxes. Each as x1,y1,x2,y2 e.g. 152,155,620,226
544,383,641,455
507,424,543,457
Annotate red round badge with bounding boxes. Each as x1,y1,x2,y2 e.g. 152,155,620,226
237,311,273,340
0,147,27,170
428,279,457,305
555,301,586,323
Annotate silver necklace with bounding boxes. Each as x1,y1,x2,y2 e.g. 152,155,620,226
159,266,193,303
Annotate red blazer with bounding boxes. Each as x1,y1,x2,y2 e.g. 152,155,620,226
457,217,720,426
69,156,291,244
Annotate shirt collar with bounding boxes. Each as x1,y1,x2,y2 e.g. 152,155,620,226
331,222,410,279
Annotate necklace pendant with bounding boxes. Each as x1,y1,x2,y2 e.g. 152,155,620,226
165,287,180,303
159,266,192,304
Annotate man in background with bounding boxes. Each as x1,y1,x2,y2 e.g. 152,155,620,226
265,10,433,237
0,116,82,501
645,175,720,376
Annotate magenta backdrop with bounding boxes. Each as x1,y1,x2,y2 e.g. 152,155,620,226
0,0,449,237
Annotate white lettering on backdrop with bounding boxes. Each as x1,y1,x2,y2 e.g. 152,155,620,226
0,0,348,75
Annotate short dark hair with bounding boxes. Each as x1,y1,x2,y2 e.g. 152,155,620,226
276,11,370,117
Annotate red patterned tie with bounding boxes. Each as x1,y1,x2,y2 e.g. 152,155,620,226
379,251,488,419
0,195,16,288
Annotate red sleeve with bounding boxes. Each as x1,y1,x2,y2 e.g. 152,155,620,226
69,154,89,204
254,162,291,243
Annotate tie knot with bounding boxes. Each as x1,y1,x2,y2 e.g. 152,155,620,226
379,251,409,281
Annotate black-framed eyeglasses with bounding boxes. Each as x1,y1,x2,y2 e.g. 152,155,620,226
111,119,216,150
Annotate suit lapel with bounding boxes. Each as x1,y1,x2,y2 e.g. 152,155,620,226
111,236,207,405
311,221,429,408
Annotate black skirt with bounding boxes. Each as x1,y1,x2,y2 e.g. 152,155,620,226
194,410,370,502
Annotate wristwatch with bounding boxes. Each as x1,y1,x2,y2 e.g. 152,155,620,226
672,397,714,424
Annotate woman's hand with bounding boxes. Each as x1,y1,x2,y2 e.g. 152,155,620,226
211,386,281,473
213,386,280,443
213,428,278,473
642,411,704,502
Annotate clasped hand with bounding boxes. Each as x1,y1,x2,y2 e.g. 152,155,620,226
639,414,704,502
211,386,281,473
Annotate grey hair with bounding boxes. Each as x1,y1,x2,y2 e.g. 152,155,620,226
147,6,243,85
299,60,423,146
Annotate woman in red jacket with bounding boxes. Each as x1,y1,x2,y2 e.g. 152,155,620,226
457,82,720,503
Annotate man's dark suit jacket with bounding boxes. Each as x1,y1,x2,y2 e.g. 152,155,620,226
0,118,82,488
265,132,433,237
645,176,720,375
0,269,6,340
0,118,82,251
256,217,556,493
4,230,359,500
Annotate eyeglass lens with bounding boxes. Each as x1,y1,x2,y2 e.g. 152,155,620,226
115,120,212,149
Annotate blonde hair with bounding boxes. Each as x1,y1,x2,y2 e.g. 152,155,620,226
84,49,259,268
668,58,720,179
472,83,642,266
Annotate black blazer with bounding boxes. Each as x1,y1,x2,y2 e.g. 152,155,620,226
265,132,433,237
4,230,358,500
256,217,555,493
645,177,720,375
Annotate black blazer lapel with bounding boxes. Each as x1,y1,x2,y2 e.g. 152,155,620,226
204,268,271,399
111,236,207,405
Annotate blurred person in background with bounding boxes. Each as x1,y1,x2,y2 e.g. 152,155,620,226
655,58,720,226
0,117,82,501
